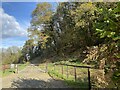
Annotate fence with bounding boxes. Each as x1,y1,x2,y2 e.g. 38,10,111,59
2,64,18,73
45,63,92,90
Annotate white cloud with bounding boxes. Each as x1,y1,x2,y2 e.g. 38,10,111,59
0,7,27,39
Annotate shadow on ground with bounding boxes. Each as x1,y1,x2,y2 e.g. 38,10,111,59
10,78,68,88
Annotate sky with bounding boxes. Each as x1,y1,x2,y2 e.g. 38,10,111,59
1,2,57,49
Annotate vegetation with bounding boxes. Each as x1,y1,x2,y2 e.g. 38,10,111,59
22,2,119,88
0,64,27,77
39,63,105,88
1,46,22,64
1,2,120,88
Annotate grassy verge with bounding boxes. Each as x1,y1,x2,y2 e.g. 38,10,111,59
2,68,15,77
18,64,27,71
1,64,27,77
48,70,88,88
39,61,106,88
39,63,89,88
39,62,105,88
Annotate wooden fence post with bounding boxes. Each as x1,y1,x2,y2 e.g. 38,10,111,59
67,65,68,78
46,63,48,72
88,68,91,90
15,64,18,73
74,66,77,81
54,64,55,71
62,65,63,75
54,64,92,89
3,65,5,73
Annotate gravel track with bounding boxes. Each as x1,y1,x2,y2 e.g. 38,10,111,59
2,65,68,88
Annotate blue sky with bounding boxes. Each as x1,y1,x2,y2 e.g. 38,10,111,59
1,2,57,48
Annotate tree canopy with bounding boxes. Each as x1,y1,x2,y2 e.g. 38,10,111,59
2,2,119,88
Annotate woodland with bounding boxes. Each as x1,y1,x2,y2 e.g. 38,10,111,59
1,2,120,88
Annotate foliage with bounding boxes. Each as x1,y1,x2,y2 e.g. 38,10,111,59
1,46,22,64
21,2,120,88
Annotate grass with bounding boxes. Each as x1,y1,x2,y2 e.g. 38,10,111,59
1,64,27,77
39,62,90,88
18,64,27,71
48,69,88,88
39,61,106,88
39,62,105,88
2,68,15,77
54,60,93,67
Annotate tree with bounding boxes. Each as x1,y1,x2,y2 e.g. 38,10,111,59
2,46,22,64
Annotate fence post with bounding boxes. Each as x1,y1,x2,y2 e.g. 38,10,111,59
62,65,63,75
3,65,5,73
45,63,48,72
54,64,55,71
15,64,18,73
88,68,91,90
74,66,77,81
67,65,68,79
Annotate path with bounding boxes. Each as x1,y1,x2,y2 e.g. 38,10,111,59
2,65,68,88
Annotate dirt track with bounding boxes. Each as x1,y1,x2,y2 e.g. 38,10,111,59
2,65,68,88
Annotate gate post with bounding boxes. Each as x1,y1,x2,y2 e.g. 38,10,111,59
88,68,91,90
15,64,18,73
74,66,77,81
45,63,48,72
62,65,63,75
54,64,55,71
67,65,68,79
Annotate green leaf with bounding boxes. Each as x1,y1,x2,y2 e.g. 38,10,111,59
113,2,120,13
115,53,120,58
113,36,120,41
115,14,120,18
96,28,103,32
